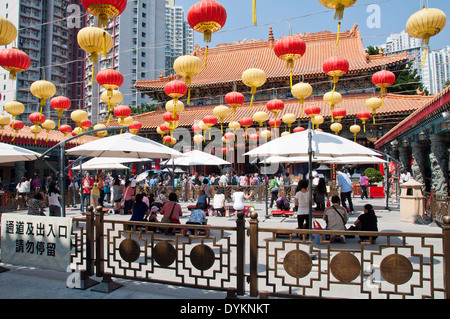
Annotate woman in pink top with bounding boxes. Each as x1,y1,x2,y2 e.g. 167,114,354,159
123,180,135,214
161,193,183,224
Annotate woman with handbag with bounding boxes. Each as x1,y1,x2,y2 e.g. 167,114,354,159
160,193,183,234
323,195,348,243
360,172,369,200
268,175,280,209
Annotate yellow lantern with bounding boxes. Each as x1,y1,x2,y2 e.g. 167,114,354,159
0,114,10,140
94,123,108,138
330,122,342,135
165,99,185,118
311,115,324,129
118,116,134,127
213,105,231,133
323,91,342,113
101,89,123,112
30,80,57,116
350,124,361,142
281,131,290,137
406,7,446,66
228,121,241,133
291,82,313,116
157,126,165,138
0,17,18,46
29,125,42,144
71,109,89,128
42,119,56,142
4,100,25,122
253,111,269,127
193,134,204,150
173,54,203,105
366,97,383,124
319,0,357,20
242,68,267,107
282,113,297,132
260,129,271,141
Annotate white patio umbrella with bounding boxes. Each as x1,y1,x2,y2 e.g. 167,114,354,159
160,150,231,166
325,156,387,165
66,133,183,159
0,141,42,164
72,162,130,171
245,130,380,158
264,155,335,164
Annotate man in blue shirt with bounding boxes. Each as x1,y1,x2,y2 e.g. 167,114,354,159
337,169,354,215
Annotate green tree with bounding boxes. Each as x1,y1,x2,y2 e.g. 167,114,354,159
366,46,380,55
365,168,383,184
131,102,158,115
445,79,450,88
389,63,429,96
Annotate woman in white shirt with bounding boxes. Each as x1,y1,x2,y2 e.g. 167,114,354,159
213,187,226,216
232,187,253,212
48,181,62,217
294,179,314,229
16,177,31,209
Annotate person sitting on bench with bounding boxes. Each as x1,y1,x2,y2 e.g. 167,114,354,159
276,196,290,211
186,208,207,235
195,189,210,210
232,187,253,213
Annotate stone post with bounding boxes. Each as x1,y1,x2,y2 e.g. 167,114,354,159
411,142,429,186
430,135,449,195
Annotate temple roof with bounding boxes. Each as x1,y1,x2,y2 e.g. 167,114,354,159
135,24,410,92
109,93,433,130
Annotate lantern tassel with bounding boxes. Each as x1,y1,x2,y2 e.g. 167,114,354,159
336,22,341,47
252,0,257,25
107,112,112,126
103,32,107,58
204,46,209,68
187,88,191,105
420,47,428,68
91,65,95,86
58,118,61,129
290,71,293,90
334,5,345,20
12,133,17,142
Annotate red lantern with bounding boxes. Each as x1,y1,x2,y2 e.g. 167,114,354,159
274,35,306,88
187,0,227,66
97,69,124,96
129,121,142,131
9,120,24,141
163,112,179,123
224,132,235,142
323,56,349,84
114,105,131,120
191,123,202,133
59,124,72,136
332,108,346,123
239,117,253,131
293,127,305,133
357,111,371,133
81,0,128,28
81,119,92,131
163,135,173,145
221,147,228,155
304,105,321,120
225,91,245,122
269,119,282,128
50,96,71,128
372,70,396,94
164,80,187,102
249,133,259,142
0,48,31,80
29,112,46,126
266,99,285,126
203,115,218,128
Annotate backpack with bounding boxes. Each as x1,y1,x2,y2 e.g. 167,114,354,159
231,175,238,185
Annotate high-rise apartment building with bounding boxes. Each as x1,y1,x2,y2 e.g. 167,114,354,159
0,0,82,124
83,0,166,123
165,0,194,76
428,46,450,94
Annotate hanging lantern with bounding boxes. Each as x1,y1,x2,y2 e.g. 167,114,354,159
0,48,31,80
81,119,92,132
0,17,18,46
173,54,203,105
332,108,346,123
78,26,113,85
30,80,57,116
274,35,306,89
266,99,285,123
269,119,282,129
372,70,396,108
203,115,218,140
242,68,266,108
50,96,71,128
191,123,202,134
249,133,259,143
350,124,361,142
213,105,231,134
93,123,108,138
323,91,343,120
129,121,142,135
319,0,357,20
224,132,235,145
101,89,123,125
156,126,165,139
29,125,42,144
406,7,446,66
71,109,89,128
323,56,349,86
282,113,297,132
187,0,227,67
304,105,321,121
42,119,56,142
193,134,204,150
311,115,324,130
357,111,371,133
366,97,383,125
293,126,305,133
253,111,269,127
114,104,132,123
281,131,290,137
72,127,83,137
97,69,124,97
163,111,179,124
225,91,245,122
4,100,25,123
260,129,272,141
29,112,46,144
9,120,24,141
59,124,72,137
164,80,188,113
165,99,185,120
291,82,313,116
228,121,241,136
330,122,342,135
81,0,128,28
0,114,10,140
240,117,253,140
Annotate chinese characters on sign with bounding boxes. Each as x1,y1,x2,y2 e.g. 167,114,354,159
1,215,72,272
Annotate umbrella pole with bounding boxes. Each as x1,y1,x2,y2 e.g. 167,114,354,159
308,120,313,231
59,144,66,217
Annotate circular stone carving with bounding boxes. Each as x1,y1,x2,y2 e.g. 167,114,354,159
283,249,312,279
380,254,413,285
119,239,141,263
153,241,176,267
330,252,361,283
190,244,215,271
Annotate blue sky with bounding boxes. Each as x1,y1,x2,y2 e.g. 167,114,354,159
180,0,450,51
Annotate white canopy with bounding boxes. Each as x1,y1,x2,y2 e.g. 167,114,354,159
66,133,183,159
0,141,42,164
326,156,387,165
160,150,231,166
245,130,380,158
264,155,386,165
72,163,130,171
264,155,335,164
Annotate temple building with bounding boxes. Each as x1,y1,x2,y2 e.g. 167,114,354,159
127,24,435,173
